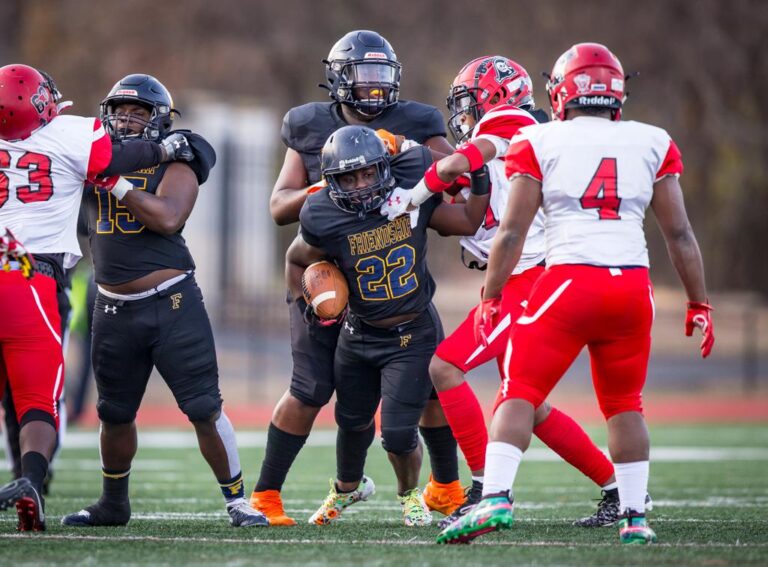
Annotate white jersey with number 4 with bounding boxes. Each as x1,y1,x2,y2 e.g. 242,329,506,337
0,115,111,267
505,116,683,268
459,104,546,274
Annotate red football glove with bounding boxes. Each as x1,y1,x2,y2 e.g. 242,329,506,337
474,296,502,347
685,301,714,358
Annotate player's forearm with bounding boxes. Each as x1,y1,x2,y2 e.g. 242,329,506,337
664,227,708,303
102,140,164,177
123,191,188,235
269,188,308,225
483,229,524,299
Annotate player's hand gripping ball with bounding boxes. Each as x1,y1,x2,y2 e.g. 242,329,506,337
301,261,349,320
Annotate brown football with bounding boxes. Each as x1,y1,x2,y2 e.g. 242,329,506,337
301,261,349,319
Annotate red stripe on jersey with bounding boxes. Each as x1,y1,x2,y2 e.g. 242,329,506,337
656,139,684,179
475,106,537,140
504,138,543,181
86,118,112,179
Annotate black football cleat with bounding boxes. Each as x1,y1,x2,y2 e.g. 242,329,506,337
437,479,483,529
61,498,131,527
574,488,653,527
0,477,46,531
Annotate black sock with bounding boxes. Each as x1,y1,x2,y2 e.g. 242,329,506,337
20,452,48,494
102,468,130,503
254,423,308,492
336,423,376,484
420,425,459,484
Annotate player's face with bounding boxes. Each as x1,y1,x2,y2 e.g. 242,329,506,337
112,103,152,137
337,165,379,192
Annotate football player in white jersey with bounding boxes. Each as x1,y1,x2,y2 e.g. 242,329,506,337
0,64,192,531
438,43,713,545
384,56,628,529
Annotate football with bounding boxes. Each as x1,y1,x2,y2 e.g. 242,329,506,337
301,260,349,319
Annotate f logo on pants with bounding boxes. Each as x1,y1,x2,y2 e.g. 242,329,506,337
170,293,182,310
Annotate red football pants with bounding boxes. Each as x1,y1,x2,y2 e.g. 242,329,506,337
435,266,544,372
497,265,654,419
0,271,63,428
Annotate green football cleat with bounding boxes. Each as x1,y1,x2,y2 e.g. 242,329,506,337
398,487,432,526
308,475,375,525
436,492,514,544
618,509,657,544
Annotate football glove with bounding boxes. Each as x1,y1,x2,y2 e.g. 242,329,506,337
160,132,194,163
297,297,346,327
474,295,502,347
375,128,405,155
90,175,134,200
685,301,714,358
380,187,420,228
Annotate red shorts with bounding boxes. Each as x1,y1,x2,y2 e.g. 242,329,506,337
0,271,63,428
435,266,544,374
496,265,654,419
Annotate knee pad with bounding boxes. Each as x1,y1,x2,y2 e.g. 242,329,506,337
180,394,222,422
290,383,334,408
381,426,419,455
334,402,375,432
97,399,137,424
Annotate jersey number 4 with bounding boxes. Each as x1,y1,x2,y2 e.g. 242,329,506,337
580,157,621,220
0,150,54,209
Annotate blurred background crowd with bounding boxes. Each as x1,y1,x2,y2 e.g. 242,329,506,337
1,0,765,422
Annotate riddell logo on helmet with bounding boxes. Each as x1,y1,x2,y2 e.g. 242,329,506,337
364,52,387,59
577,95,616,106
115,89,139,96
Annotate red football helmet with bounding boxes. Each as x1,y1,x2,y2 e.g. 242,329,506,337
546,43,625,121
0,64,60,141
447,55,534,142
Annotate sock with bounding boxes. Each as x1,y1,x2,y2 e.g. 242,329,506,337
472,475,484,484
102,468,130,502
533,407,614,486
436,382,488,473
214,411,241,479
336,423,375,484
602,481,618,491
420,425,459,484
254,423,308,492
614,460,649,513
20,451,48,495
482,442,522,497
220,470,245,503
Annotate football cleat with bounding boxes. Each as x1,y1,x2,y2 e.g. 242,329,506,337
308,475,375,525
399,487,432,526
437,479,483,529
0,478,46,532
436,492,514,544
227,500,269,527
423,475,466,516
250,489,296,526
574,489,654,528
618,509,657,544
61,498,131,527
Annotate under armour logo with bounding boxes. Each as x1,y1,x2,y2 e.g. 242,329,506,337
104,305,117,315
400,334,412,348
344,321,355,334
170,293,182,310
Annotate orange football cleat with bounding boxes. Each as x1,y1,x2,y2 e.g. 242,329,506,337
250,489,296,526
422,475,466,516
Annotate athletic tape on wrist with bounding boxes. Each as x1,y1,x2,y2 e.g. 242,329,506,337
111,177,134,200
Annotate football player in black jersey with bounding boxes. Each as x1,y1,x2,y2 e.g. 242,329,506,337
286,125,488,525
60,75,268,529
254,30,464,525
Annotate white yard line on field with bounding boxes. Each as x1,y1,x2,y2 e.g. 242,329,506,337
0,533,766,548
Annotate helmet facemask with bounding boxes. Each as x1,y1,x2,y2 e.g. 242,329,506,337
326,159,395,218
101,99,175,141
329,59,401,118
447,85,482,143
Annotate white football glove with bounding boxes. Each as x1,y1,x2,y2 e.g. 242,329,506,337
380,187,420,228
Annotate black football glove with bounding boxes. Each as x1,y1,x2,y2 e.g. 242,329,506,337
160,132,194,162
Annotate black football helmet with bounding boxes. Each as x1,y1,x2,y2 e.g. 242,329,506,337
321,125,395,217
324,30,401,118
100,74,179,141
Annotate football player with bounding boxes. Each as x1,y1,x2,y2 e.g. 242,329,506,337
383,55,635,529
59,74,267,529
438,43,713,545
0,64,192,531
254,30,463,526
288,125,489,525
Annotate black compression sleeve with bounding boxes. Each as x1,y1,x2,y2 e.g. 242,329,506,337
101,140,163,176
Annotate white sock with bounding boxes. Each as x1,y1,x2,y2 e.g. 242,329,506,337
614,460,649,513
215,411,241,478
471,475,484,484
602,481,618,491
482,442,523,497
